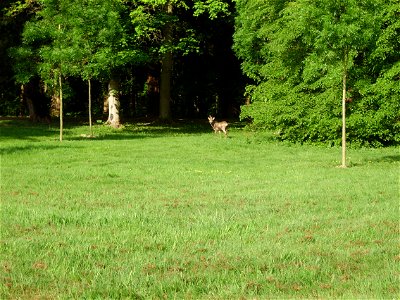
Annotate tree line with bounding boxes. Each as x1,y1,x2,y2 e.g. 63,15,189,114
1,0,244,130
1,0,399,147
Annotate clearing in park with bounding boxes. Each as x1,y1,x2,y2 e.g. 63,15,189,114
1,120,399,299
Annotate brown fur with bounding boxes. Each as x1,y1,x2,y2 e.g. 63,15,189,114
208,116,228,136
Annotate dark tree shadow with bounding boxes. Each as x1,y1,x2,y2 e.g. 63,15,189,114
1,117,242,143
351,153,400,167
0,118,56,141
368,155,400,163
0,144,79,155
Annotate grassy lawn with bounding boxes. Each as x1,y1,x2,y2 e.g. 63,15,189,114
1,119,399,299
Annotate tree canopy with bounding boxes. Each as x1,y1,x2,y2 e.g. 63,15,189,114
1,0,398,146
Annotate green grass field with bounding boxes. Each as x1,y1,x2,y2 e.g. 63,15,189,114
1,119,399,299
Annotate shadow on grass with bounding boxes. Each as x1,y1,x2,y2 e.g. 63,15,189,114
0,117,232,142
0,144,79,155
0,118,57,141
350,154,400,167
127,118,217,135
368,155,400,163
67,119,216,141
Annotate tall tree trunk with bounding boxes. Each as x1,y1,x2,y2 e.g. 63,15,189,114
21,84,37,121
146,73,160,116
59,72,63,142
22,80,51,122
57,24,63,140
88,79,93,136
103,95,109,117
159,2,173,120
50,90,60,118
341,51,348,168
19,84,25,117
106,79,120,128
129,71,136,117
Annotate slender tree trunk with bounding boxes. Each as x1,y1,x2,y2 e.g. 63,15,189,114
19,84,25,117
58,24,63,142
341,51,348,168
59,72,63,142
107,79,120,128
159,2,173,120
88,79,93,136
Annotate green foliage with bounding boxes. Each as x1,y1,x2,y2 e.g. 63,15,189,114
193,0,230,19
10,0,147,85
234,0,399,146
2,0,38,17
127,0,230,57
348,61,400,146
8,46,37,84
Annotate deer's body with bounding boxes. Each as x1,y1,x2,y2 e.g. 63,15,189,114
208,116,228,136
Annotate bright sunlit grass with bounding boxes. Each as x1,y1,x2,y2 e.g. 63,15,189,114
1,119,399,299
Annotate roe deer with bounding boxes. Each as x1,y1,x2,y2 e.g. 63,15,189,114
208,116,228,136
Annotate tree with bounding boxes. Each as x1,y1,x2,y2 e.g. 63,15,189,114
346,0,400,146
10,0,147,133
234,0,398,153
60,0,147,129
304,0,383,166
5,0,243,122
11,0,76,141
2,0,47,119
127,0,230,120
